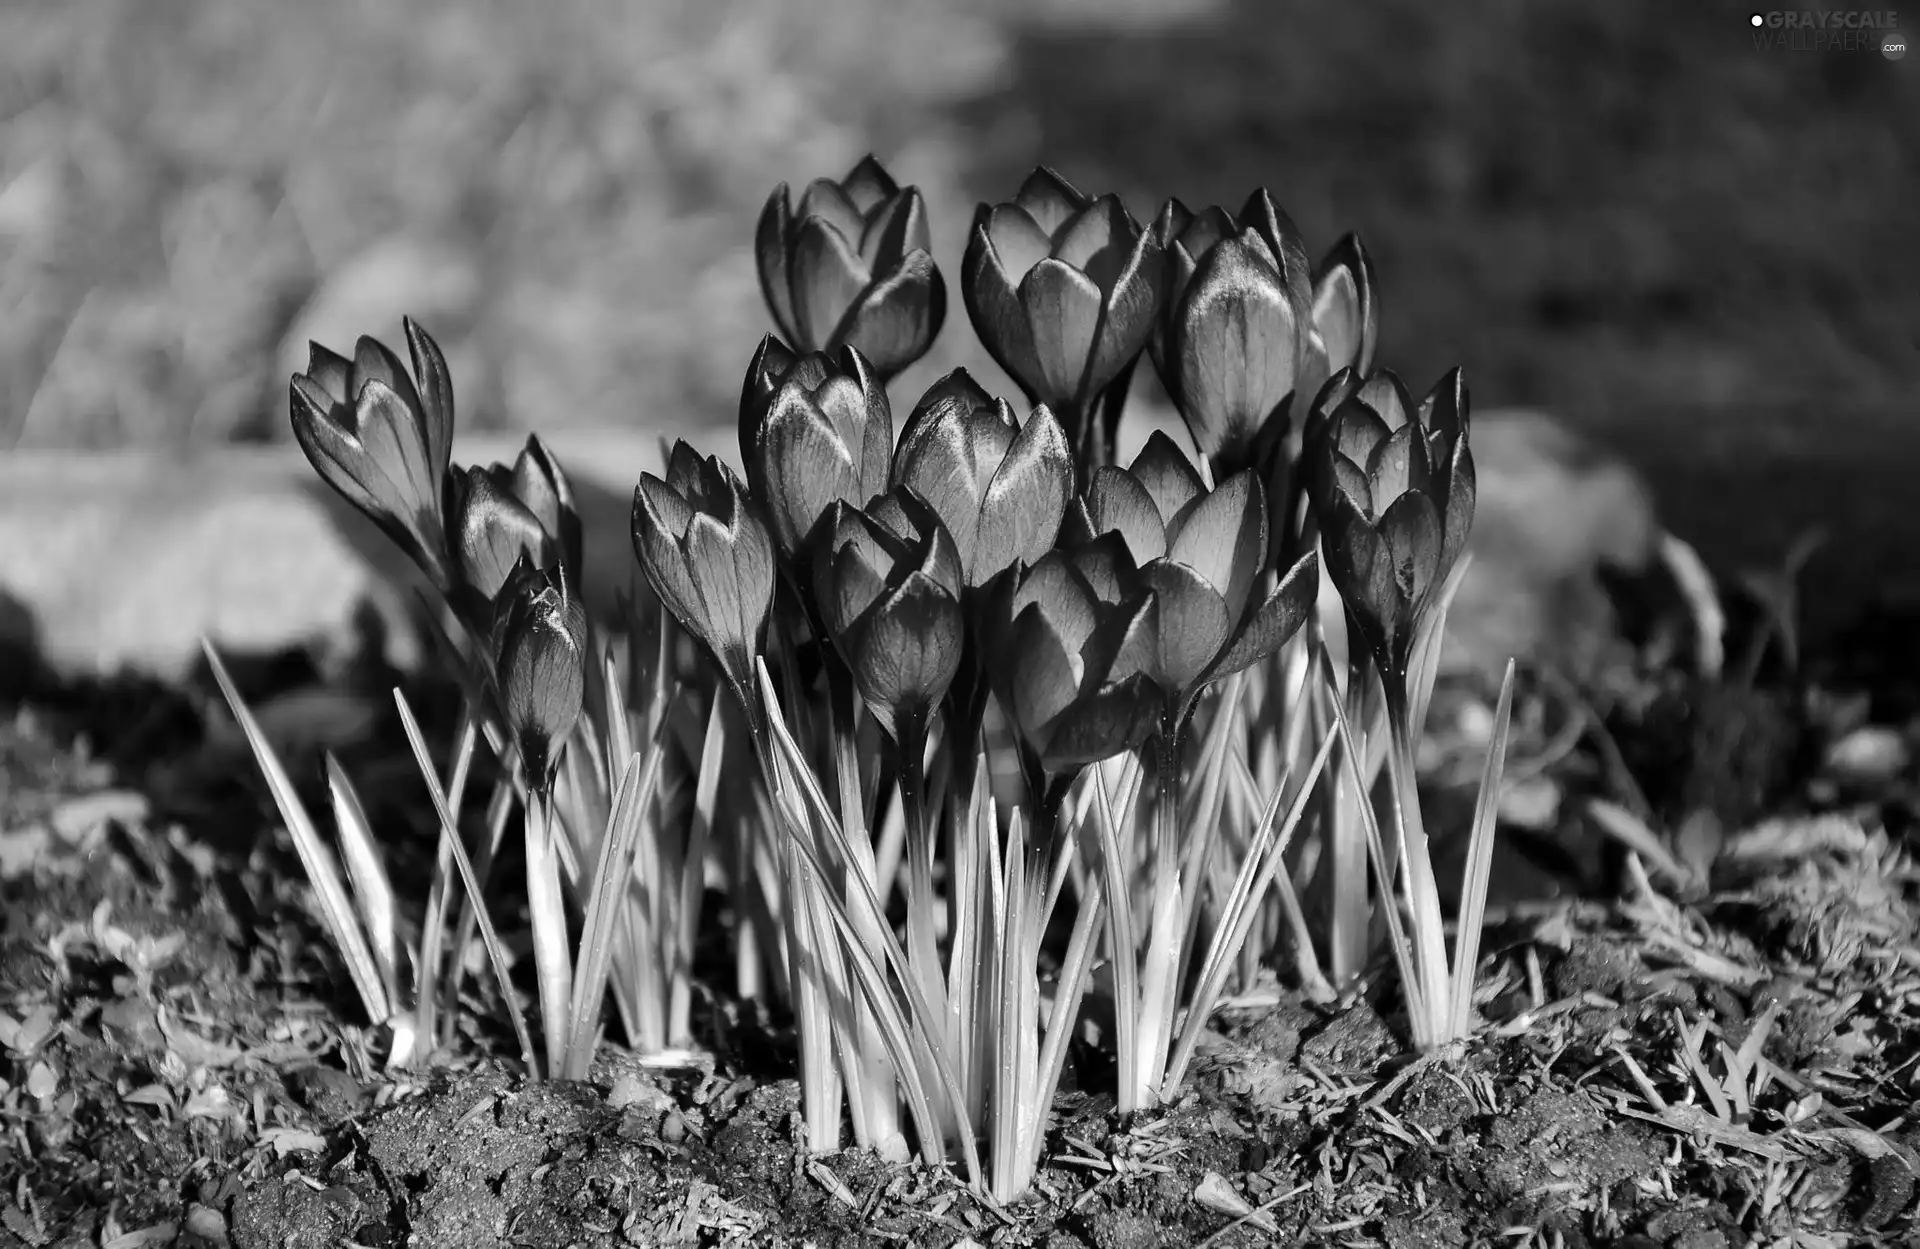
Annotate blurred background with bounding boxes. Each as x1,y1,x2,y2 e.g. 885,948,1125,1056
0,0,1913,642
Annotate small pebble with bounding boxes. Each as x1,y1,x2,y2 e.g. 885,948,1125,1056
1499,775,1562,830
1823,725,1909,785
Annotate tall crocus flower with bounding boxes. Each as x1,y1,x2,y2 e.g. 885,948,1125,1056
1064,432,1320,722
290,319,456,590
756,155,946,379
1305,367,1475,689
1150,190,1314,478
631,442,776,698
444,435,583,603
961,168,1164,464
891,370,1074,590
489,556,588,1076
739,337,895,564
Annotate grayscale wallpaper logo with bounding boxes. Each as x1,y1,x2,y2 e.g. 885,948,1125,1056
1749,10,1906,57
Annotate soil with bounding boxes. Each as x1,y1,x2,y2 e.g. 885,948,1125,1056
2,635,1917,1248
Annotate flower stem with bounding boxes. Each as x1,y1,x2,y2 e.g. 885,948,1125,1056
1383,688,1447,1049
1130,712,1186,1113
896,705,945,1029
523,781,574,1077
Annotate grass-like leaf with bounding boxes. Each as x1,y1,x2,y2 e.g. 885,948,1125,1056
1446,659,1516,1043
324,757,404,1018
395,691,538,1073
565,741,666,1079
756,662,984,1188
202,640,389,1028
1163,728,1334,1096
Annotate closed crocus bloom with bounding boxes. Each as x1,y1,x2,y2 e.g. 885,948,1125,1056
490,557,588,784
1151,190,1314,476
1296,234,1379,420
811,490,965,738
739,336,894,562
290,319,457,590
891,369,1074,589
993,541,1157,771
961,168,1164,450
1066,432,1318,709
756,155,946,379
631,442,776,694
1306,367,1475,682
444,435,582,603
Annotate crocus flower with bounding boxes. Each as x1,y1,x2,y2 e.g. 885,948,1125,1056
756,155,946,379
992,538,1159,771
739,337,895,562
1297,233,1379,418
1064,432,1318,716
891,369,1074,589
961,168,1164,455
290,319,456,590
1150,190,1314,476
490,557,588,783
810,489,965,738
1305,367,1475,683
631,441,776,695
444,435,583,602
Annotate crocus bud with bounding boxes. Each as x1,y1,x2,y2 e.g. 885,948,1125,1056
892,370,1074,589
290,319,456,590
993,540,1157,771
756,155,946,379
444,435,583,602
739,337,895,563
632,442,776,694
1151,190,1314,477
1305,367,1475,682
1065,432,1318,711
811,490,965,738
961,168,1164,451
490,557,588,784
1297,233,1379,418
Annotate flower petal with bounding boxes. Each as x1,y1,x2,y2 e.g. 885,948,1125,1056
1083,466,1168,566
790,215,871,353
1127,431,1207,528
974,403,1072,584
1136,562,1232,694
402,319,456,483
1012,167,1089,238
754,185,800,345
1208,551,1319,681
760,392,858,554
835,248,943,377
854,572,963,731
1019,258,1104,405
1311,233,1377,379
1166,470,1265,621
839,155,901,214
963,219,1046,403
794,178,867,251
1172,235,1303,468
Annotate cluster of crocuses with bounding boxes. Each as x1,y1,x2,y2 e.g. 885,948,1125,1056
258,155,1508,1202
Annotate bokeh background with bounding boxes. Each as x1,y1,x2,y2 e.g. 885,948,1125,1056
0,0,1914,640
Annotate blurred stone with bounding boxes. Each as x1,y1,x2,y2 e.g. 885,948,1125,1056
1822,725,1910,786
1443,408,1665,683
